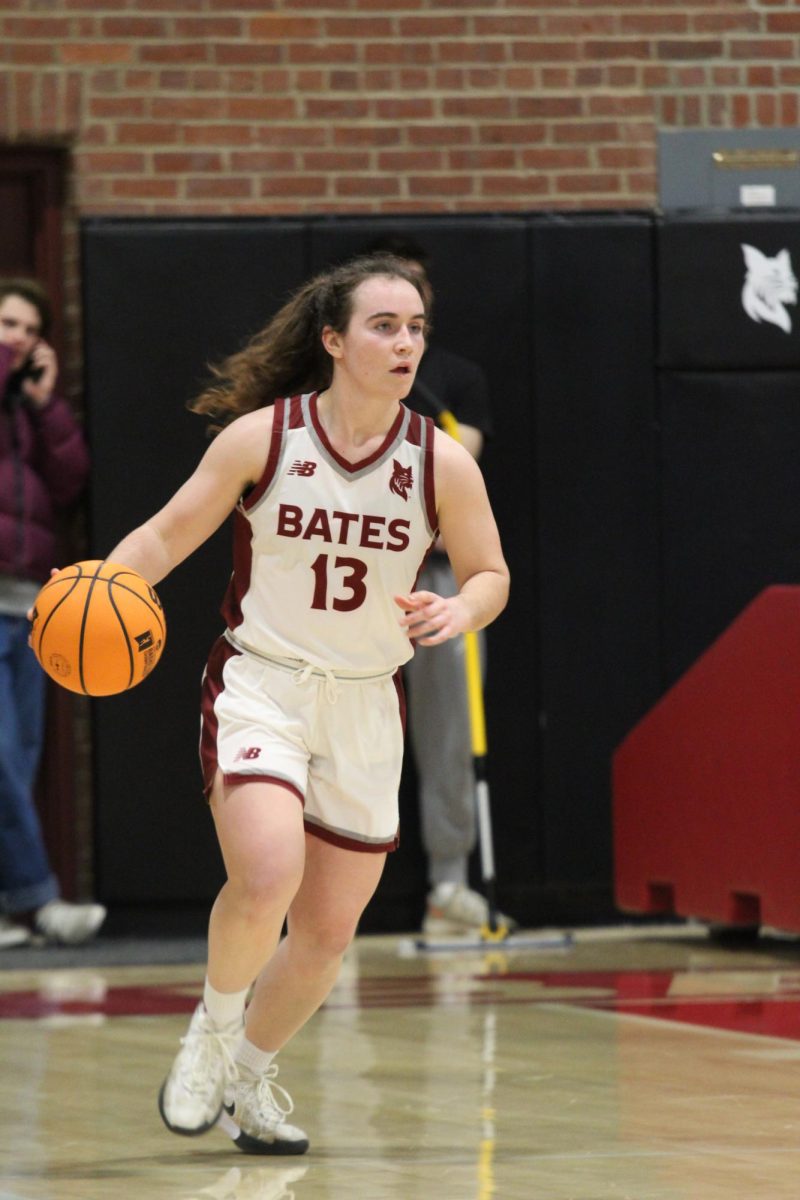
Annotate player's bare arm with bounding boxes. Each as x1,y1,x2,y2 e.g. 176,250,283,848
396,429,509,646
109,407,274,585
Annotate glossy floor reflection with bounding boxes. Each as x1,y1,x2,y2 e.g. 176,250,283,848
2,926,800,1198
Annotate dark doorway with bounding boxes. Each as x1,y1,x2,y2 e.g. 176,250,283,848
0,145,79,898
0,147,66,348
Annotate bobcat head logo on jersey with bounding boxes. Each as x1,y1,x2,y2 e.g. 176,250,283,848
389,460,413,501
741,243,798,334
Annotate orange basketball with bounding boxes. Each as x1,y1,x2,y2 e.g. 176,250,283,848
31,560,166,696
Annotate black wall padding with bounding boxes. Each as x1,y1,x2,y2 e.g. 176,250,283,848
660,371,800,683
82,220,306,902
659,212,800,370
530,214,660,886
307,216,537,913
81,212,666,924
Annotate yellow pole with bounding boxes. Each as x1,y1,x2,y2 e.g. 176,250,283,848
435,408,487,757
434,406,506,939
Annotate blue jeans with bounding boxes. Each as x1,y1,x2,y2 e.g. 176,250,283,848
0,614,58,913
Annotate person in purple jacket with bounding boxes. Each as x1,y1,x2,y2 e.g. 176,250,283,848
0,278,105,947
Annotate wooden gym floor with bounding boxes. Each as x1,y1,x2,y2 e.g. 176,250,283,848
1,924,800,1199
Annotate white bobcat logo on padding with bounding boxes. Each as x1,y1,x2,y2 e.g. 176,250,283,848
741,243,798,333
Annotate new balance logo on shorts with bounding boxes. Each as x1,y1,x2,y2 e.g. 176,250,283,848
234,746,262,761
288,460,317,477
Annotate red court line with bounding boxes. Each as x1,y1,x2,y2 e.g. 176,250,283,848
2,968,800,1040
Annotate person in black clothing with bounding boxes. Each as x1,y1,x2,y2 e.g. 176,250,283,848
365,234,516,936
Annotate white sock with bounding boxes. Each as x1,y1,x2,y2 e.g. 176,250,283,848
203,979,249,1029
236,1037,277,1076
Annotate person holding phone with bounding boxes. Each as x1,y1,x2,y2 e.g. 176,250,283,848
0,278,106,947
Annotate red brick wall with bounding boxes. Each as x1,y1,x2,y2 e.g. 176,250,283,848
4,0,797,898
3,0,799,218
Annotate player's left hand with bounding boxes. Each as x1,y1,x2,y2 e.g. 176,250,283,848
395,590,467,645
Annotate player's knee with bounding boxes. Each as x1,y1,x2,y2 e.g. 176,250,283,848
228,859,302,921
318,919,357,960
293,911,358,961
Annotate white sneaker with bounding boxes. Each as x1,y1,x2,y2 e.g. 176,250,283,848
0,914,31,948
423,882,518,936
35,899,106,945
220,1064,309,1156
159,1003,243,1136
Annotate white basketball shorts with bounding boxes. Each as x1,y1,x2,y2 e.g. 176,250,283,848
200,635,404,853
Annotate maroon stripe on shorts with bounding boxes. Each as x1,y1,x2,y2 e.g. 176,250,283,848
222,773,305,806
393,666,407,734
199,634,240,797
305,820,400,854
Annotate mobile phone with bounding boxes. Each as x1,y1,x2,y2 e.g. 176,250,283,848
23,360,45,383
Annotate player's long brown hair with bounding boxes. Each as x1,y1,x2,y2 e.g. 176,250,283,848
191,254,430,427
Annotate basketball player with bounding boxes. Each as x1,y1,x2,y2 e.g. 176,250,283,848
107,255,509,1155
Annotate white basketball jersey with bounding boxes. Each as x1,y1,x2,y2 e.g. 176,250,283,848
222,392,438,673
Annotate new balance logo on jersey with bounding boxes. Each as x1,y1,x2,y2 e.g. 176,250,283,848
389,460,413,501
288,460,317,477
234,746,262,761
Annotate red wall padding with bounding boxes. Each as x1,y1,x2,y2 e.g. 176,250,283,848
613,586,800,930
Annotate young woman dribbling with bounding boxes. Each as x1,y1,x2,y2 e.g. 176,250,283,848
107,255,509,1154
